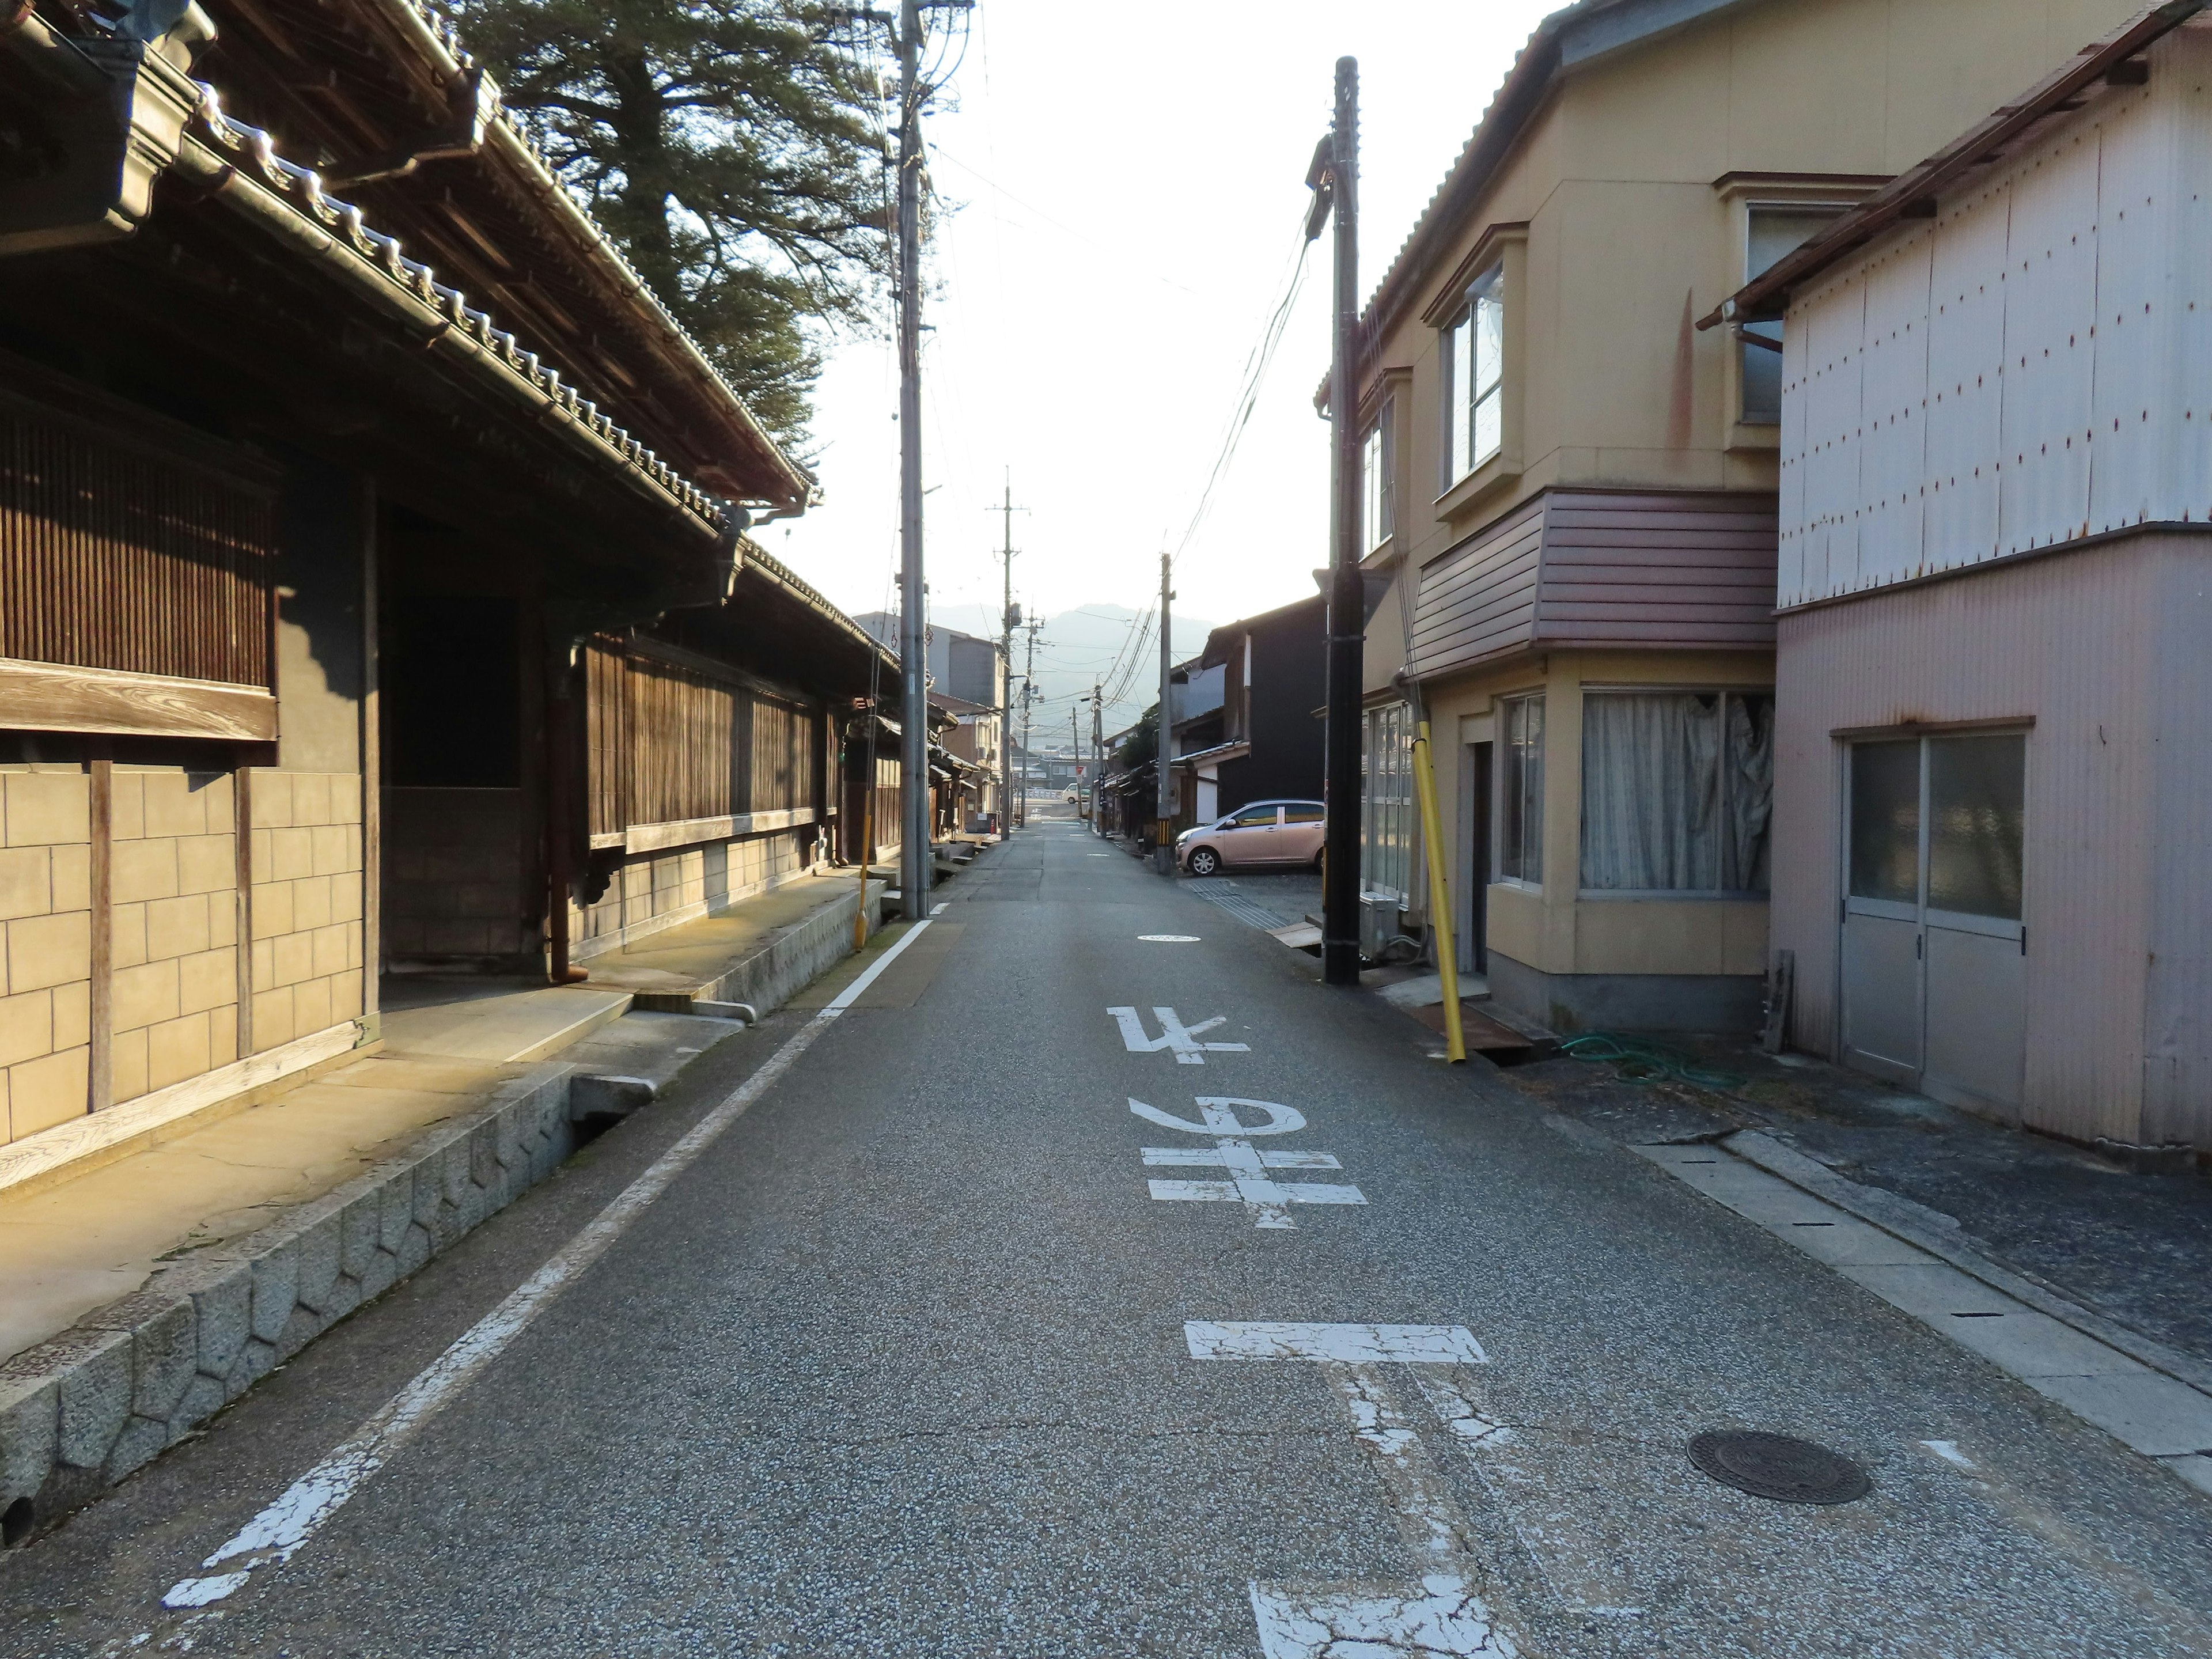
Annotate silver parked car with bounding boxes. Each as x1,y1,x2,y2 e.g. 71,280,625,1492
1175,800,1325,876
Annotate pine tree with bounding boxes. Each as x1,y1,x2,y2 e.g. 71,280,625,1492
454,0,887,448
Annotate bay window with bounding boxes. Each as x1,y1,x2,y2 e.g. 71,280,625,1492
1580,691,1774,893
1444,267,1503,483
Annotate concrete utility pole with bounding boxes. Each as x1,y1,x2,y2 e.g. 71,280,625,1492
1090,681,1104,832
1309,56,1364,984
1016,616,1042,827
1153,551,1175,872
894,0,930,918
991,474,1025,840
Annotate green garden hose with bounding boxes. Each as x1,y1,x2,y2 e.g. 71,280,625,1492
1556,1032,1744,1091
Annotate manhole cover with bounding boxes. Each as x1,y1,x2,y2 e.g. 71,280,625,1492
1687,1431,1870,1505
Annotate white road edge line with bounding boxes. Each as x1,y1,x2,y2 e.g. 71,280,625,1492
160,918,938,1612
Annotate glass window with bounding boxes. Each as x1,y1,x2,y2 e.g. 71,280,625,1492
1580,692,1773,893
1849,740,1921,903
1927,735,2025,919
1229,803,1279,828
1283,803,1325,824
1360,703,1414,900
1361,407,1395,552
1444,267,1503,483
1741,207,1843,422
1499,694,1544,884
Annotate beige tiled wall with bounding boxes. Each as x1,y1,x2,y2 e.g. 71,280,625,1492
249,771,365,1054
109,767,240,1104
575,827,808,953
0,768,93,1146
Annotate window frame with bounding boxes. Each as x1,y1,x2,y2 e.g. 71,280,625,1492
1495,691,1544,889
1440,264,1505,487
1361,400,1395,554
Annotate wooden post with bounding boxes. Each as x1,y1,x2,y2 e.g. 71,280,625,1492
234,766,254,1059
87,751,112,1111
359,476,379,1019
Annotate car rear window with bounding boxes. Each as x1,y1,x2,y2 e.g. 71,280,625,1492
1283,804,1324,823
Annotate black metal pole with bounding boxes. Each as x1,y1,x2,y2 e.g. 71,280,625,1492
1321,56,1363,986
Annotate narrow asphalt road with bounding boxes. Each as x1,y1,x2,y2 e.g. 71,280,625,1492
6,811,2210,1657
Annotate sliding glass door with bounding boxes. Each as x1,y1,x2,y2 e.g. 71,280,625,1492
1840,734,2027,1116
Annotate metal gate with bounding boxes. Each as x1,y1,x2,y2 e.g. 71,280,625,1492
1840,733,2027,1117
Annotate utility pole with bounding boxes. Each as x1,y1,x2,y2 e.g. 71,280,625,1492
1090,681,1104,833
892,0,931,919
1152,552,1175,873
1308,56,1364,984
992,476,1025,841
1016,616,1042,827
1071,706,1081,809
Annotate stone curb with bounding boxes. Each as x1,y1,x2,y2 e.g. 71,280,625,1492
0,1059,575,1539
1725,1130,2212,1399
0,877,888,1547
631,881,883,1018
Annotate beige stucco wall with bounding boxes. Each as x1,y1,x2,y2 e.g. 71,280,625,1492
1416,647,1774,983
0,768,92,1146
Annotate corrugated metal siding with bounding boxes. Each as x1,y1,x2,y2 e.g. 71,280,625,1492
1781,31,2212,608
1771,535,2212,1147
1407,495,1543,678
1532,492,1776,647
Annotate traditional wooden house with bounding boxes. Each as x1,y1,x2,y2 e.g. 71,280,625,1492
0,0,894,1165
1714,5,2212,1154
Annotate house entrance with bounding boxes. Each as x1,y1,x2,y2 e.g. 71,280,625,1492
1840,733,2027,1118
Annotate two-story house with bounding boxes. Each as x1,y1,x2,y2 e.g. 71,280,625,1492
1353,0,2141,1032
1716,4,2212,1156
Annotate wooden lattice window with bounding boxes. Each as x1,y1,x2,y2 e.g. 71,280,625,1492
0,393,275,689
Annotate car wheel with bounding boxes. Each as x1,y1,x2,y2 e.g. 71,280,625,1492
1312,849,1325,872
1188,847,1220,877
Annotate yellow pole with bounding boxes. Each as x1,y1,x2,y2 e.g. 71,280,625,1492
1411,719,1465,1062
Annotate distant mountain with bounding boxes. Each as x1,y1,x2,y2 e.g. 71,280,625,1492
926,601,1219,747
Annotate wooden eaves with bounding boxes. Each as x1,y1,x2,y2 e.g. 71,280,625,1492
1701,0,2207,332
198,0,818,513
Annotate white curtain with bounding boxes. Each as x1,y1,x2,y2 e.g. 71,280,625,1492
1581,694,1722,889
1581,692,1772,892
1727,695,1774,892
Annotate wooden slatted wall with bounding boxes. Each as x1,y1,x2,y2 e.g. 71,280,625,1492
0,407,275,687
585,635,820,835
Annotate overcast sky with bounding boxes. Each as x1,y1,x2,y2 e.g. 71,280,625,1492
765,0,1557,702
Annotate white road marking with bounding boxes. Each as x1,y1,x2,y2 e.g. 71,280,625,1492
931,902,949,915
1921,1438,1977,1469
1132,1100,1357,1228
1131,1096,1304,1135
1137,934,1200,942
1107,1005,1249,1065
158,919,939,1612
1184,1323,1487,1364
1191,1337,1517,1656
1408,1368,1514,1448
1087,853,1112,857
